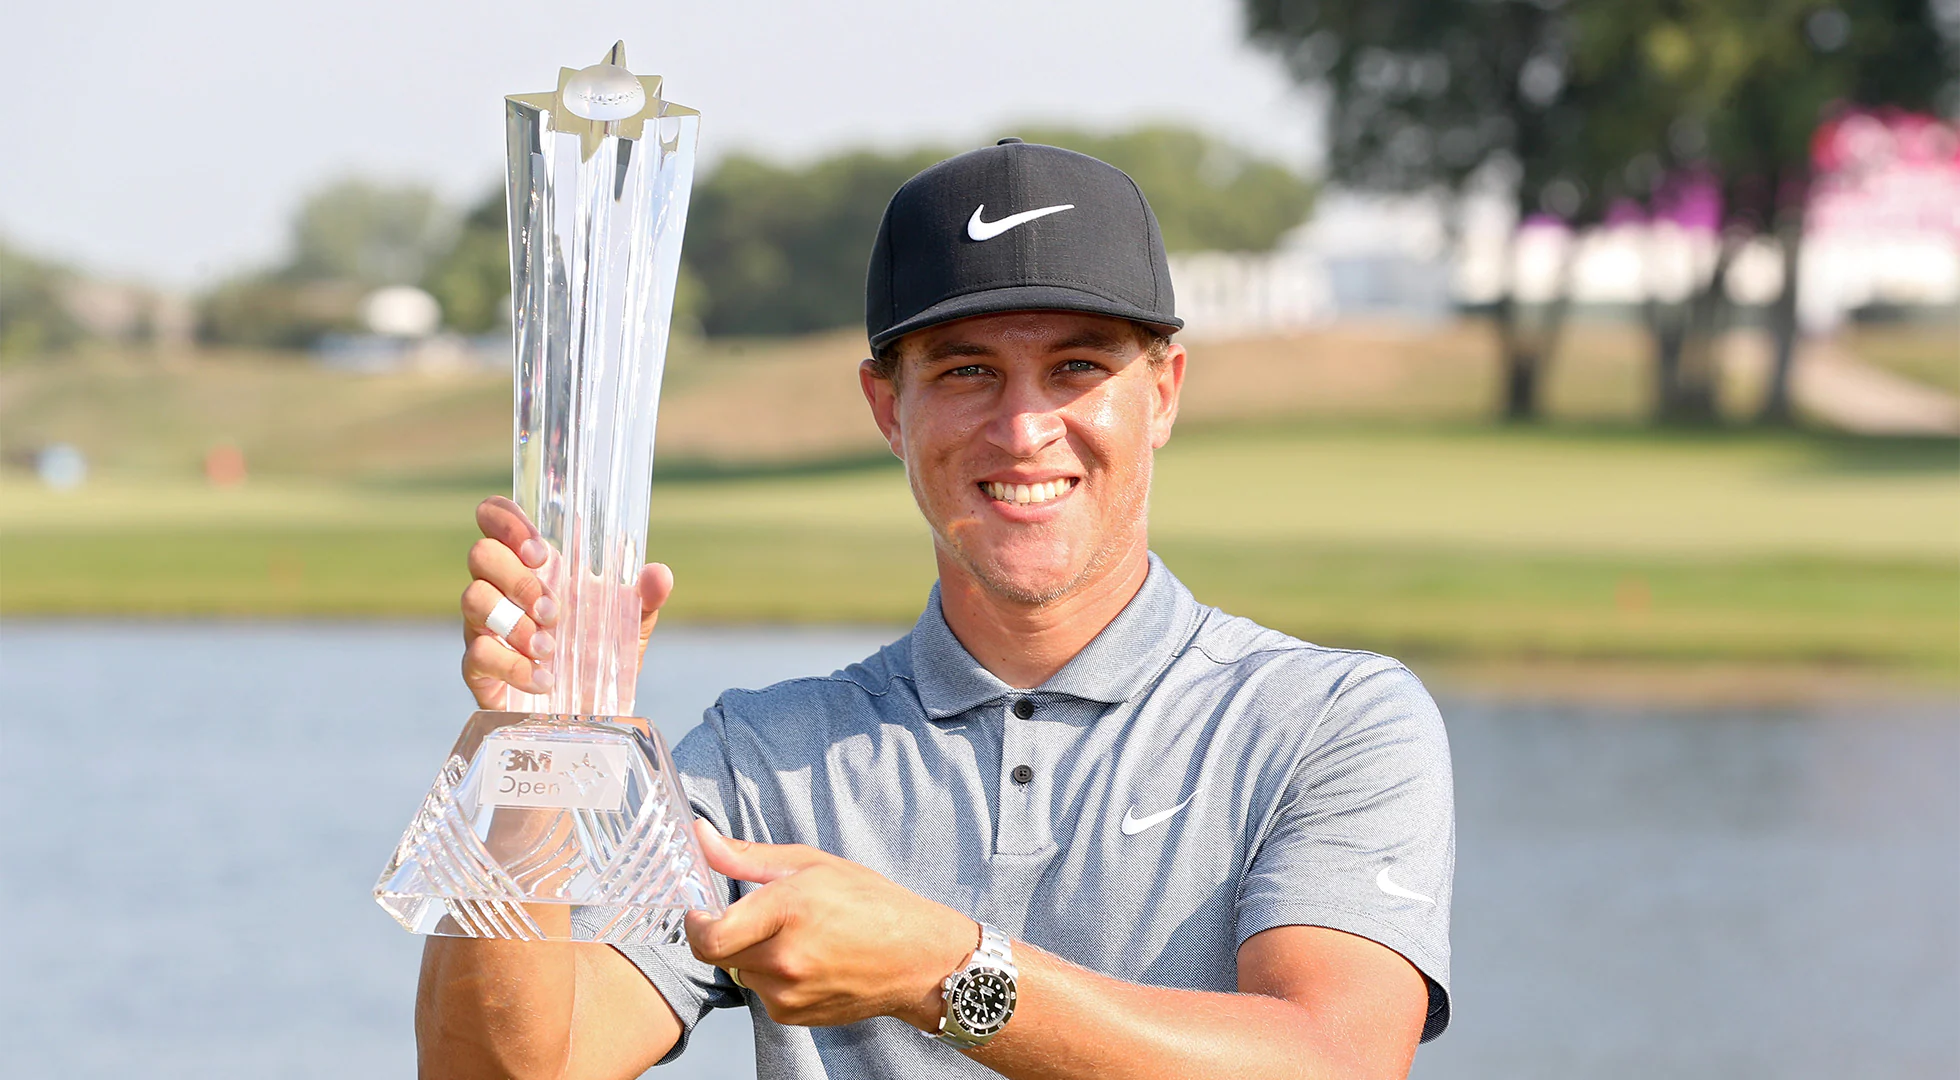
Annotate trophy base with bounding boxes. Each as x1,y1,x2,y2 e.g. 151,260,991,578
374,711,721,943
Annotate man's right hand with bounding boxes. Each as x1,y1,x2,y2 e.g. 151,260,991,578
460,495,675,710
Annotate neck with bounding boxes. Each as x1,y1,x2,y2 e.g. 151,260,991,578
933,540,1152,689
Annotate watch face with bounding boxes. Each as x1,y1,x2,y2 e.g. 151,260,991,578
949,969,1017,1036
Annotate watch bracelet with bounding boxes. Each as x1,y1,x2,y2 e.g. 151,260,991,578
929,921,1017,1048
974,922,1016,977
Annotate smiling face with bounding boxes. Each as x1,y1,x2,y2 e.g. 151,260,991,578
860,311,1185,607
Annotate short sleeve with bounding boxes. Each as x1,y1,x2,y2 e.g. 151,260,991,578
1235,660,1455,1041
570,705,746,1065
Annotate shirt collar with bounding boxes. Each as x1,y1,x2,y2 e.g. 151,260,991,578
907,553,1204,720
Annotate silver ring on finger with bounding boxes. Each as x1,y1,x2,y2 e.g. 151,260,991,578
485,596,525,640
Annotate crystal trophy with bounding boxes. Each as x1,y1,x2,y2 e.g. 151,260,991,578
374,43,718,944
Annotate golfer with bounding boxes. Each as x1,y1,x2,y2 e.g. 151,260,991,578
427,140,1454,1079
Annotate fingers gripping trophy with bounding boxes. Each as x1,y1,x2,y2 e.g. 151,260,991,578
373,43,721,944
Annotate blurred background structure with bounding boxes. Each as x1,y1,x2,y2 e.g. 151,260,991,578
1,2,1955,1079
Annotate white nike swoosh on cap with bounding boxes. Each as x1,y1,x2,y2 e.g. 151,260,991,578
1376,867,1435,904
1120,791,1197,836
967,202,1075,241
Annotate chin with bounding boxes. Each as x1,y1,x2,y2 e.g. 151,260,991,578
957,538,1098,606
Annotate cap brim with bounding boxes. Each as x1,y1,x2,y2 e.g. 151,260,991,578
869,284,1182,350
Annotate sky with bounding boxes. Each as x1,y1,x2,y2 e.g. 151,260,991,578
2,0,1321,287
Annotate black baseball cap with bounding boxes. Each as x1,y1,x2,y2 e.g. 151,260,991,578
865,138,1182,351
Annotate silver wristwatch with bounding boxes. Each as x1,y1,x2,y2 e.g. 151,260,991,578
928,922,1018,1048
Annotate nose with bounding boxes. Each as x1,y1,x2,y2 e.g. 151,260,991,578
986,384,1067,459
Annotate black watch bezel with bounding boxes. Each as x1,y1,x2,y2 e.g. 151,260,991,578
946,966,1018,1038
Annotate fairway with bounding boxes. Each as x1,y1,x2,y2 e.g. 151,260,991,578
5,424,1954,676
1152,424,1958,559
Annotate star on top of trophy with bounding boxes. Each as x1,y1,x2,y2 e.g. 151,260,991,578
508,41,698,161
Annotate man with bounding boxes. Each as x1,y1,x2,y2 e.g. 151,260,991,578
425,139,1454,1079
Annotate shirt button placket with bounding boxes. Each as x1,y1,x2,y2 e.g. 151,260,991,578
998,697,1042,855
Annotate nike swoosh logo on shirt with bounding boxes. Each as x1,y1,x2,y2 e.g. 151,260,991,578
1120,791,1197,836
1376,867,1435,904
967,202,1075,241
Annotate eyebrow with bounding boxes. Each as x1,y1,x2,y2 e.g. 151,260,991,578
1047,331,1132,356
922,340,997,362
920,330,1132,364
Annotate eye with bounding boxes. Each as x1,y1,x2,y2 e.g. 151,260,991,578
947,364,990,378
1058,359,1102,374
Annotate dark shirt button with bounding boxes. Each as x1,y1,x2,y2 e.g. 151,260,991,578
1011,764,1035,785
1012,698,1036,719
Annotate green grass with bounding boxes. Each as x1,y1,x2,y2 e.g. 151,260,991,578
1151,423,1958,559
1159,539,1955,671
4,424,1955,675
6,526,1946,673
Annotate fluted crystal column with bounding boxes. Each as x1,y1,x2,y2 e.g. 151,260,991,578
504,43,698,717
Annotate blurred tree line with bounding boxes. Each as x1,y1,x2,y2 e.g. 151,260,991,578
1,238,195,360
0,239,88,357
684,126,1312,336
1245,0,1959,424
200,182,455,347
187,124,1312,347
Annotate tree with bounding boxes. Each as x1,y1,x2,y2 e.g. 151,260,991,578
422,188,510,335
1572,0,1956,423
1245,0,1635,421
282,178,454,287
198,179,458,348
0,238,86,359
1248,0,1959,426
1012,125,1316,252
685,148,947,337
199,128,1317,347
681,126,1315,338
1696,0,1953,423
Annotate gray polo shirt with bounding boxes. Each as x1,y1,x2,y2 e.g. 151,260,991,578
602,554,1454,1076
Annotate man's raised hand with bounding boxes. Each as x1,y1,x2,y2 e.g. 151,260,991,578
460,495,674,709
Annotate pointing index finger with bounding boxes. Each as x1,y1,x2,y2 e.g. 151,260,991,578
695,819,828,885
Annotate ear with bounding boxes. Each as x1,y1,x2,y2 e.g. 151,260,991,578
859,359,905,459
1148,344,1186,450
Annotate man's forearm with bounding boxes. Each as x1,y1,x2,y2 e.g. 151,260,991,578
415,909,576,1080
963,943,1421,1080
685,828,1427,1078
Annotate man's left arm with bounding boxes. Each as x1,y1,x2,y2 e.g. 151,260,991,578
961,922,1427,1080
684,827,1427,1080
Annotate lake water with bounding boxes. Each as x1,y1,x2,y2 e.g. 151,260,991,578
2,623,1954,1079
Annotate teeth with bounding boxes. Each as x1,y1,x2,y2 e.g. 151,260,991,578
984,479,1073,505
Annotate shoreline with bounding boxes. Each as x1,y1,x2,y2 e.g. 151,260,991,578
3,614,1952,707
1418,656,1960,708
